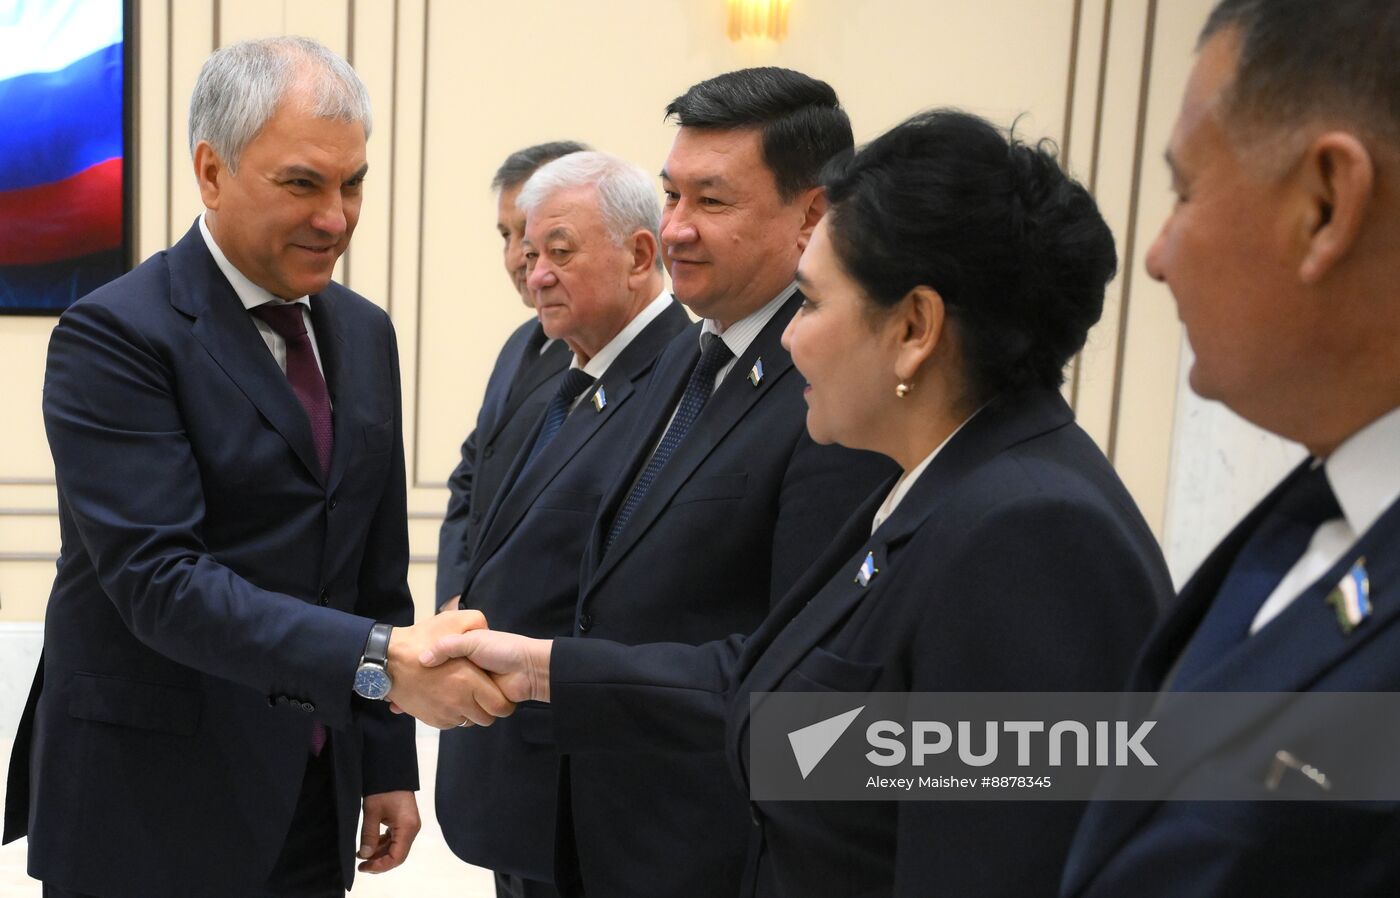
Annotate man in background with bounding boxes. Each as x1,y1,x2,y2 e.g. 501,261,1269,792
1063,1,1400,895
436,151,689,898
436,141,587,610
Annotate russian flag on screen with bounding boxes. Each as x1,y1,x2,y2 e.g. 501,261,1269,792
0,0,124,311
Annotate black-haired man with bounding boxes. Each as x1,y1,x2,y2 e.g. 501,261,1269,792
545,68,895,897
1064,2,1400,895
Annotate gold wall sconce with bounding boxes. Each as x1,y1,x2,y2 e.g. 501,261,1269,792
727,0,792,41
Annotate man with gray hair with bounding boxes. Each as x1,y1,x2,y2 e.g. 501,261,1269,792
433,151,689,898
436,141,587,613
1063,1,1400,895
3,36,506,898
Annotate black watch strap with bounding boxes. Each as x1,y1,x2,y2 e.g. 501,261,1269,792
361,622,393,666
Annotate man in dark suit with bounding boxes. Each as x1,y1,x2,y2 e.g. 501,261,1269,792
515,69,895,898
436,141,587,610
1062,2,1400,895
434,151,690,898
2,37,505,898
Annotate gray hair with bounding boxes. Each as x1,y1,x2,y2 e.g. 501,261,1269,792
188,36,371,171
516,152,662,270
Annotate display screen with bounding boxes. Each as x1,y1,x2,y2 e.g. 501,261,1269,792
0,0,131,314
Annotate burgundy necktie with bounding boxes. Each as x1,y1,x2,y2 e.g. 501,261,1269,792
252,301,332,756
252,302,334,476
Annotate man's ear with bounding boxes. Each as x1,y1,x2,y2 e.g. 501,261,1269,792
1296,131,1374,284
794,187,829,253
893,285,946,384
193,140,228,211
628,228,659,278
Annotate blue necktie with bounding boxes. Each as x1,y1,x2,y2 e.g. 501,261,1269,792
521,367,595,470
605,334,733,553
1170,463,1341,690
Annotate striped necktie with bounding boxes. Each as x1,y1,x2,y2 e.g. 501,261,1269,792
605,334,733,553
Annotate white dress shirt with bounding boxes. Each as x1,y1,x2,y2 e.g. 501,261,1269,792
699,281,797,392
199,213,325,376
567,289,673,411
1250,404,1400,632
645,282,796,454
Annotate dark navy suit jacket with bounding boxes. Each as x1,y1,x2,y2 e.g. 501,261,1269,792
2,224,417,898
550,388,1170,897
1062,459,1400,898
434,299,690,882
436,319,570,605
554,291,898,897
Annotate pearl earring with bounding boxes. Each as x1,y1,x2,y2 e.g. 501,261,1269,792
895,383,911,399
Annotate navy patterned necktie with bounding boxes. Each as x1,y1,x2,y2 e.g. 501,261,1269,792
1170,463,1341,690
251,302,333,477
521,367,595,470
251,301,332,755
605,333,733,553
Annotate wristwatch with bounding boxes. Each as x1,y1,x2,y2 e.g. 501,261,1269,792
353,622,394,700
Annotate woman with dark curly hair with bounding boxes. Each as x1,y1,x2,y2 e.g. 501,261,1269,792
426,109,1173,897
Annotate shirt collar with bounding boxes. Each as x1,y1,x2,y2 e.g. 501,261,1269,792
199,213,310,312
1322,403,1400,538
871,409,982,534
574,289,672,380
699,281,797,360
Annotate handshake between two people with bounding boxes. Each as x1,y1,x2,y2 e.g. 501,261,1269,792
384,609,554,728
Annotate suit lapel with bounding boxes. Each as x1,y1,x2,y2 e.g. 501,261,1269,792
1152,496,1400,754
1131,463,1312,692
1065,468,1400,896
466,302,689,590
485,335,570,446
470,378,638,576
743,536,895,700
170,225,326,486
589,294,800,584
726,387,1079,790
723,483,892,791
579,325,698,587
735,389,1073,701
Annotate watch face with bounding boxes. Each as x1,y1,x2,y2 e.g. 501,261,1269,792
354,665,392,700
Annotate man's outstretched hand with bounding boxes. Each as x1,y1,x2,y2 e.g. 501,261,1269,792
385,610,516,728
420,627,554,704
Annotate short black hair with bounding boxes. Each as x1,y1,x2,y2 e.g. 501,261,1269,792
1201,0,1400,144
822,110,1116,401
665,67,852,201
491,140,590,191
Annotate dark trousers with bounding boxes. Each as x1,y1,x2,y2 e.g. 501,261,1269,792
263,744,344,898
41,746,341,898
496,871,564,898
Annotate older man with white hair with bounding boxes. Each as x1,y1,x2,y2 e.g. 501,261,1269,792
3,36,504,898
434,151,689,898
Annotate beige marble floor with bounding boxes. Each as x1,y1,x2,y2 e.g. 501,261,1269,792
0,736,496,897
